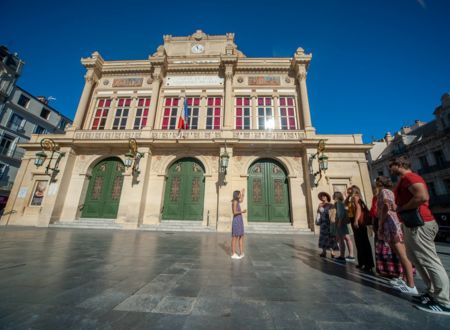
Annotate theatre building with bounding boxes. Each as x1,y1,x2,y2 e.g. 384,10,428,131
1,31,372,232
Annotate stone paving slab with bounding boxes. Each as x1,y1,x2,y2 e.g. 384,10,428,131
0,226,449,329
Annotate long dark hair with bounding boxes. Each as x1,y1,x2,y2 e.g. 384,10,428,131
232,190,240,202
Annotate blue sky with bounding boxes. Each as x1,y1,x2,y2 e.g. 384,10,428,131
3,0,449,142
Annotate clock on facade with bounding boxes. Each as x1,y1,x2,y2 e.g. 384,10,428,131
191,44,205,54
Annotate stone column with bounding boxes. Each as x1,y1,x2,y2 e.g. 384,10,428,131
289,176,309,230
301,148,316,231
272,93,279,129
297,68,313,131
116,147,150,229
148,69,163,129
223,65,234,129
72,70,98,129
216,146,233,232
142,174,166,225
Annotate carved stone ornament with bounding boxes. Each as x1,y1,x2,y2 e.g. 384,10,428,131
285,77,291,83
147,77,153,84
237,77,244,83
103,79,109,86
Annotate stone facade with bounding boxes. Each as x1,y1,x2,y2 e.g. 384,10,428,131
1,31,372,232
368,93,450,223
0,46,71,211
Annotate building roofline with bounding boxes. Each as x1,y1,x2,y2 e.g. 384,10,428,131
14,85,73,122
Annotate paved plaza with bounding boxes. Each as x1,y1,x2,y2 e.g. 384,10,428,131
0,227,449,329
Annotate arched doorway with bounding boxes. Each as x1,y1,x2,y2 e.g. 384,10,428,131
162,158,205,220
81,157,125,219
248,159,290,222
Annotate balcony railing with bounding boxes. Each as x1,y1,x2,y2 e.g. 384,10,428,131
0,148,25,160
418,161,450,175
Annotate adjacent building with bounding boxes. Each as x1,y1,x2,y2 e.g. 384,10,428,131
369,93,450,224
0,47,71,210
1,31,372,232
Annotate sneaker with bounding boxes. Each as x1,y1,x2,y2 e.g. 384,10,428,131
389,278,406,287
345,256,356,262
231,254,240,259
239,254,245,259
412,293,433,305
396,284,419,296
415,301,450,315
336,257,346,263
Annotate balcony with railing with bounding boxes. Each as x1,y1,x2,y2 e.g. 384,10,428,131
0,147,25,160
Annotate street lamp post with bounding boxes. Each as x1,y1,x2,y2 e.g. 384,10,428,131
123,138,144,176
34,138,65,178
311,139,328,187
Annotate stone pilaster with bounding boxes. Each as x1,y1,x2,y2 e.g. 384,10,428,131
216,145,233,232
224,65,234,129
148,68,163,129
71,51,103,130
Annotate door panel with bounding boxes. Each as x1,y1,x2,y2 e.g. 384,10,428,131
162,158,205,220
82,158,125,219
248,160,290,222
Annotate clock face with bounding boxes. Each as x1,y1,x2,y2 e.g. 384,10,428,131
191,44,205,53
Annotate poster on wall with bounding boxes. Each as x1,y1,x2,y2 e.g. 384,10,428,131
30,181,48,206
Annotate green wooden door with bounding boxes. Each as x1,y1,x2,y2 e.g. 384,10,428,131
81,158,125,219
162,158,205,220
248,159,290,222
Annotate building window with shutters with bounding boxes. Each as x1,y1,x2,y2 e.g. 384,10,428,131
113,98,130,130
162,97,179,129
206,97,222,130
7,114,26,131
257,97,274,130
92,98,111,130
279,96,297,130
134,97,150,129
235,97,251,129
186,97,200,129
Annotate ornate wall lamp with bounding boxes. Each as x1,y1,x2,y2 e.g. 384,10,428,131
311,139,329,187
219,142,230,185
124,138,144,176
34,138,65,177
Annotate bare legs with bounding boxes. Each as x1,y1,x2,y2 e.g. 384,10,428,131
231,236,237,256
337,234,354,258
239,236,244,256
231,236,244,256
392,241,415,288
344,234,354,257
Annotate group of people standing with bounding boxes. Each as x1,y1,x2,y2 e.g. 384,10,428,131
316,156,450,315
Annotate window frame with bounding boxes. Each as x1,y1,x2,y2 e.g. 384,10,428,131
112,98,131,130
235,96,251,130
91,98,112,130
206,97,222,130
162,97,179,130
134,97,151,130
278,96,297,130
257,97,274,130
17,94,30,108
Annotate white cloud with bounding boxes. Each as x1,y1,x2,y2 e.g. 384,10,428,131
417,0,427,8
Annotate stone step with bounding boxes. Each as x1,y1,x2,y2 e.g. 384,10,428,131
141,220,214,232
246,222,312,235
50,219,122,230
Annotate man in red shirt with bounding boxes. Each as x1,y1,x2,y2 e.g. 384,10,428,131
390,156,450,315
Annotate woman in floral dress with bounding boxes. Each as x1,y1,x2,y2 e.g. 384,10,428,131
317,192,338,258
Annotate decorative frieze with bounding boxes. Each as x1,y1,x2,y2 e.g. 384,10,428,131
73,130,305,141
165,75,224,86
248,76,281,86
74,131,143,140
112,78,143,88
